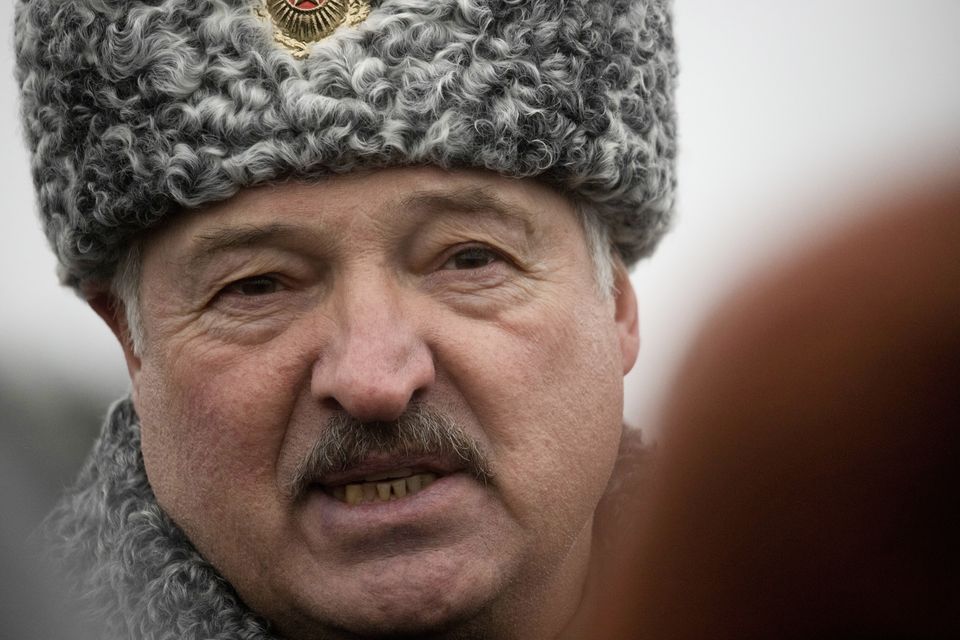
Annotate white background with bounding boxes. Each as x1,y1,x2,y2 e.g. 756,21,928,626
2,0,959,439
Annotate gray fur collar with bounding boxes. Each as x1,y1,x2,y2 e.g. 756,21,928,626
44,398,279,640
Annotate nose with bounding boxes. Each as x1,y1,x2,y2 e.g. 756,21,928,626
311,277,435,423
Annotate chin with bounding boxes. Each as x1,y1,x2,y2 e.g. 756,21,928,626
276,553,505,640
281,593,493,640
323,606,487,640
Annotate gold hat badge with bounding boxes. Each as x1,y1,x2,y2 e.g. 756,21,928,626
259,0,371,58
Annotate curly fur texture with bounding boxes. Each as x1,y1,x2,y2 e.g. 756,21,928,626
16,0,677,290
43,399,280,639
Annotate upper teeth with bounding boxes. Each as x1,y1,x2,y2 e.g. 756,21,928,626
330,472,439,505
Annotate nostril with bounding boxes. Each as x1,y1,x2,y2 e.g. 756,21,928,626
321,397,344,412
410,387,428,405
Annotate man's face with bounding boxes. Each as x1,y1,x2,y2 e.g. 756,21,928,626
124,167,638,639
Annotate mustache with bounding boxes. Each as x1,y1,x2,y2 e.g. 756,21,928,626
287,403,494,498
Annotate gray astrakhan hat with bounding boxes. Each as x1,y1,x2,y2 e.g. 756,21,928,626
15,0,678,290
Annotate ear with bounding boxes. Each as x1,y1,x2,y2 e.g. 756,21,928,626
612,263,640,375
88,292,142,397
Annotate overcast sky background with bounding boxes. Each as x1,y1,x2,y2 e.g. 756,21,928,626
2,0,959,445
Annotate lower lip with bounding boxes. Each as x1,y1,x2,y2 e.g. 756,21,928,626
302,472,486,535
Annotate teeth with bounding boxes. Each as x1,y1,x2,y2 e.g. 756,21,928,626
332,473,441,505
345,484,363,505
407,474,422,494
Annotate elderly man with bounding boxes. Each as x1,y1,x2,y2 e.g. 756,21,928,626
16,0,676,638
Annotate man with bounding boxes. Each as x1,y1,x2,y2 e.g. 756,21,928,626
15,0,676,638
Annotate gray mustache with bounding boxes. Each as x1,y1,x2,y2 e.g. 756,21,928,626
288,404,494,498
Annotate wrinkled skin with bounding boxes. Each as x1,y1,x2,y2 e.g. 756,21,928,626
100,167,639,639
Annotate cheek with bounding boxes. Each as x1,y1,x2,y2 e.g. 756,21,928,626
446,297,624,531
135,333,311,527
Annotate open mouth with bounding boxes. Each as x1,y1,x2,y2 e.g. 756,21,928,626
322,469,442,505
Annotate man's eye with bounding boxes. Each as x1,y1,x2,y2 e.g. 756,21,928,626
442,247,500,270
222,275,282,297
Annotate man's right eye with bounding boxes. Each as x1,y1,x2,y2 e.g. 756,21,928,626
221,275,282,297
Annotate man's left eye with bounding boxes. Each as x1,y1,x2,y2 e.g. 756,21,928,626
441,247,501,270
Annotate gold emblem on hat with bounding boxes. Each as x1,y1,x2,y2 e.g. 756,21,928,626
258,0,371,59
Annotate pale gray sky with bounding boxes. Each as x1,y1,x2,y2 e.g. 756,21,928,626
3,0,960,435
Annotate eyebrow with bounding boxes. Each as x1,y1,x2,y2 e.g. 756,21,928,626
394,186,536,234
180,222,323,273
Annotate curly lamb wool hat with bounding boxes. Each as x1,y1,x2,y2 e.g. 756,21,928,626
15,0,677,290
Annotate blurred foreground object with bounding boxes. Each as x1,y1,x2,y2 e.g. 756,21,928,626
570,169,960,639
